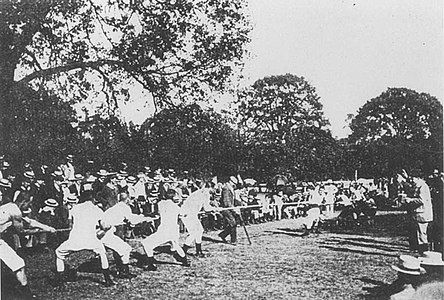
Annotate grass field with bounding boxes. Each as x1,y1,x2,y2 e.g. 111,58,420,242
4,211,417,299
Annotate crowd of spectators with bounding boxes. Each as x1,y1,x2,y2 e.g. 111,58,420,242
0,154,442,256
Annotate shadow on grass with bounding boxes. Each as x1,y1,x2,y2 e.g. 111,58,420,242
202,236,227,244
130,251,182,269
319,245,399,257
355,276,403,300
320,237,407,253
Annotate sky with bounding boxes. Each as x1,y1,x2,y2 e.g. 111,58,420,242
121,0,443,138
240,0,443,138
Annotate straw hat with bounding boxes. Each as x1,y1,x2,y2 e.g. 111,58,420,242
24,171,35,179
419,252,444,266
66,194,79,204
44,199,59,207
391,255,425,275
126,176,137,184
97,169,109,177
0,178,11,188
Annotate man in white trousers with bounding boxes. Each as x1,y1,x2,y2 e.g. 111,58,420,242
301,185,323,236
1,179,56,299
54,191,114,287
140,189,190,271
180,182,213,257
99,192,155,278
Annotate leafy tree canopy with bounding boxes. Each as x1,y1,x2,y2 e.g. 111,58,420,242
0,0,251,146
141,103,238,177
349,87,443,176
236,74,340,181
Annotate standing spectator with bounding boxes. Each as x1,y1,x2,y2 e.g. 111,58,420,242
60,154,75,181
427,169,443,253
273,190,285,220
217,176,238,244
12,172,35,211
398,169,434,255
97,174,119,211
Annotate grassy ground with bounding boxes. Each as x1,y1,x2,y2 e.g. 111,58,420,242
4,211,420,299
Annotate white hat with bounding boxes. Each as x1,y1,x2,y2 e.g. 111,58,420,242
66,194,79,204
419,252,444,266
97,169,109,177
391,255,425,275
0,178,11,188
24,171,35,179
44,199,59,207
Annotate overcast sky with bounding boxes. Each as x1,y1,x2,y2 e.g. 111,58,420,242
241,0,443,138
121,0,443,138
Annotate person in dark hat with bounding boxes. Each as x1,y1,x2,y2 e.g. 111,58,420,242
97,173,119,211
218,176,238,244
398,169,434,255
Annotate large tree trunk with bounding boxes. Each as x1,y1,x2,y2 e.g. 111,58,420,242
0,19,17,154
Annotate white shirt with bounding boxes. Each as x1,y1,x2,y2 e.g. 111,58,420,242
101,202,145,228
0,203,21,234
68,201,103,243
157,199,180,239
180,188,212,216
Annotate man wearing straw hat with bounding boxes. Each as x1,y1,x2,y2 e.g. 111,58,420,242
389,255,425,300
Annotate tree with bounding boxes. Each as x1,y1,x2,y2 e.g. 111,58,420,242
349,87,443,177
6,87,78,168
140,103,238,177
0,0,251,149
236,74,339,181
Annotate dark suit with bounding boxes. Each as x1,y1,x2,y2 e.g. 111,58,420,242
219,183,237,243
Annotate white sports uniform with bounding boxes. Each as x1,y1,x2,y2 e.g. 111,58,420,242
100,202,146,264
0,203,25,272
55,201,108,272
180,188,212,246
141,199,184,257
304,187,323,230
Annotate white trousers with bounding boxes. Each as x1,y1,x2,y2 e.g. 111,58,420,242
182,215,204,246
141,229,184,258
0,239,25,272
101,229,132,264
55,238,109,272
304,207,321,230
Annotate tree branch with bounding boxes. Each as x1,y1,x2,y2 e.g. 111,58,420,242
15,59,124,85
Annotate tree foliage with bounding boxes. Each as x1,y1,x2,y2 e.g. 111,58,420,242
0,0,251,148
140,103,238,177
236,74,340,181
349,87,443,177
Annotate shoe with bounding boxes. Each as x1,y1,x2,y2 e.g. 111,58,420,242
116,264,136,279
173,252,190,267
102,269,115,287
17,285,38,299
142,256,158,271
53,271,66,288
218,233,227,243
142,263,158,271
